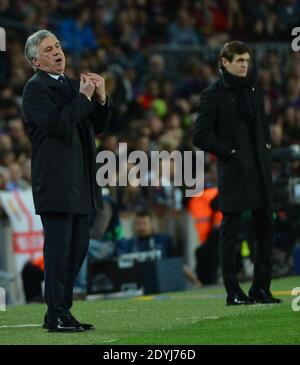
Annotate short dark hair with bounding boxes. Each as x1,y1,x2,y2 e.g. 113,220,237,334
219,41,251,68
135,210,152,219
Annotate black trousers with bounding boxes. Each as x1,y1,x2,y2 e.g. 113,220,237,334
220,208,274,295
40,212,90,316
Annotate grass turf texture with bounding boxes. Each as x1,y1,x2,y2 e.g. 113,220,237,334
0,276,299,345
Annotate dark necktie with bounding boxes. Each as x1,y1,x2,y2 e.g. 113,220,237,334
58,75,74,98
58,75,66,83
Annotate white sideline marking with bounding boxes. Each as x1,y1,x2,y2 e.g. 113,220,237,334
96,309,137,315
175,317,198,321
203,316,219,320
175,316,219,321
103,339,118,343
0,324,41,329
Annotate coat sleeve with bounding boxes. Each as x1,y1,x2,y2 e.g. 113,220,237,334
259,93,272,144
22,80,95,141
89,97,112,135
192,88,232,161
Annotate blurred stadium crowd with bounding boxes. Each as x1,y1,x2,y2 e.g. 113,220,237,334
1,0,300,289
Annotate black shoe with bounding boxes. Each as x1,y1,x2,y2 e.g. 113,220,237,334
68,314,95,331
248,288,282,304
226,292,256,306
43,312,95,331
47,313,84,333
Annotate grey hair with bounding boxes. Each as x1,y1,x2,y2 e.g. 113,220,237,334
24,30,58,70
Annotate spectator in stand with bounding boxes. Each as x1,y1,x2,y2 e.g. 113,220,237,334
6,162,30,191
116,210,173,258
0,166,10,190
7,117,29,152
168,8,201,45
142,53,175,88
59,5,97,58
116,209,202,288
0,134,15,168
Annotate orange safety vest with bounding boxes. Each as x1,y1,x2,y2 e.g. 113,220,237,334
188,187,222,244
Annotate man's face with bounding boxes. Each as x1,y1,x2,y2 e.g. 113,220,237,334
222,52,250,77
32,36,65,74
135,216,153,238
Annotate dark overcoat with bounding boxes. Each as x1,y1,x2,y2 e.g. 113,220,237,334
22,70,110,215
193,72,273,213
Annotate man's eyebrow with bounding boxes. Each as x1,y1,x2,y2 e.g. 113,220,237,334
236,57,250,61
43,42,60,51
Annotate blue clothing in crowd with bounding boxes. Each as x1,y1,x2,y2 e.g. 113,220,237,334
59,19,97,57
116,234,173,259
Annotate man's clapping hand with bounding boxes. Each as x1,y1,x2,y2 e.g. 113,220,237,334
79,74,95,99
86,73,106,103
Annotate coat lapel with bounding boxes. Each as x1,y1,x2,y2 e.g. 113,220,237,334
66,77,79,97
36,70,77,108
36,69,61,89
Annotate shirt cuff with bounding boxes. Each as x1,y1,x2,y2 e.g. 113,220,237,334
99,97,107,105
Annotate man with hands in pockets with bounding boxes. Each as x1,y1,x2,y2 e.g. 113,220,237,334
193,41,281,306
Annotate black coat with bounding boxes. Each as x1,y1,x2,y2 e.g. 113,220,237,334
22,70,111,215
193,72,273,213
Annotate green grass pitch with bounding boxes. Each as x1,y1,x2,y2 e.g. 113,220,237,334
0,276,299,345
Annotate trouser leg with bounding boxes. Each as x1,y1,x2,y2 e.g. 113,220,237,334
41,212,73,316
251,208,274,291
219,211,242,295
64,214,90,310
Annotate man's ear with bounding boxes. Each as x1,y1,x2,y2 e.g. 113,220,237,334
32,58,40,67
221,57,228,68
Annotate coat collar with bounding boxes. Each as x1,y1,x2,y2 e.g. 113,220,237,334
35,69,78,94
218,68,232,89
35,69,61,88
218,68,256,91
